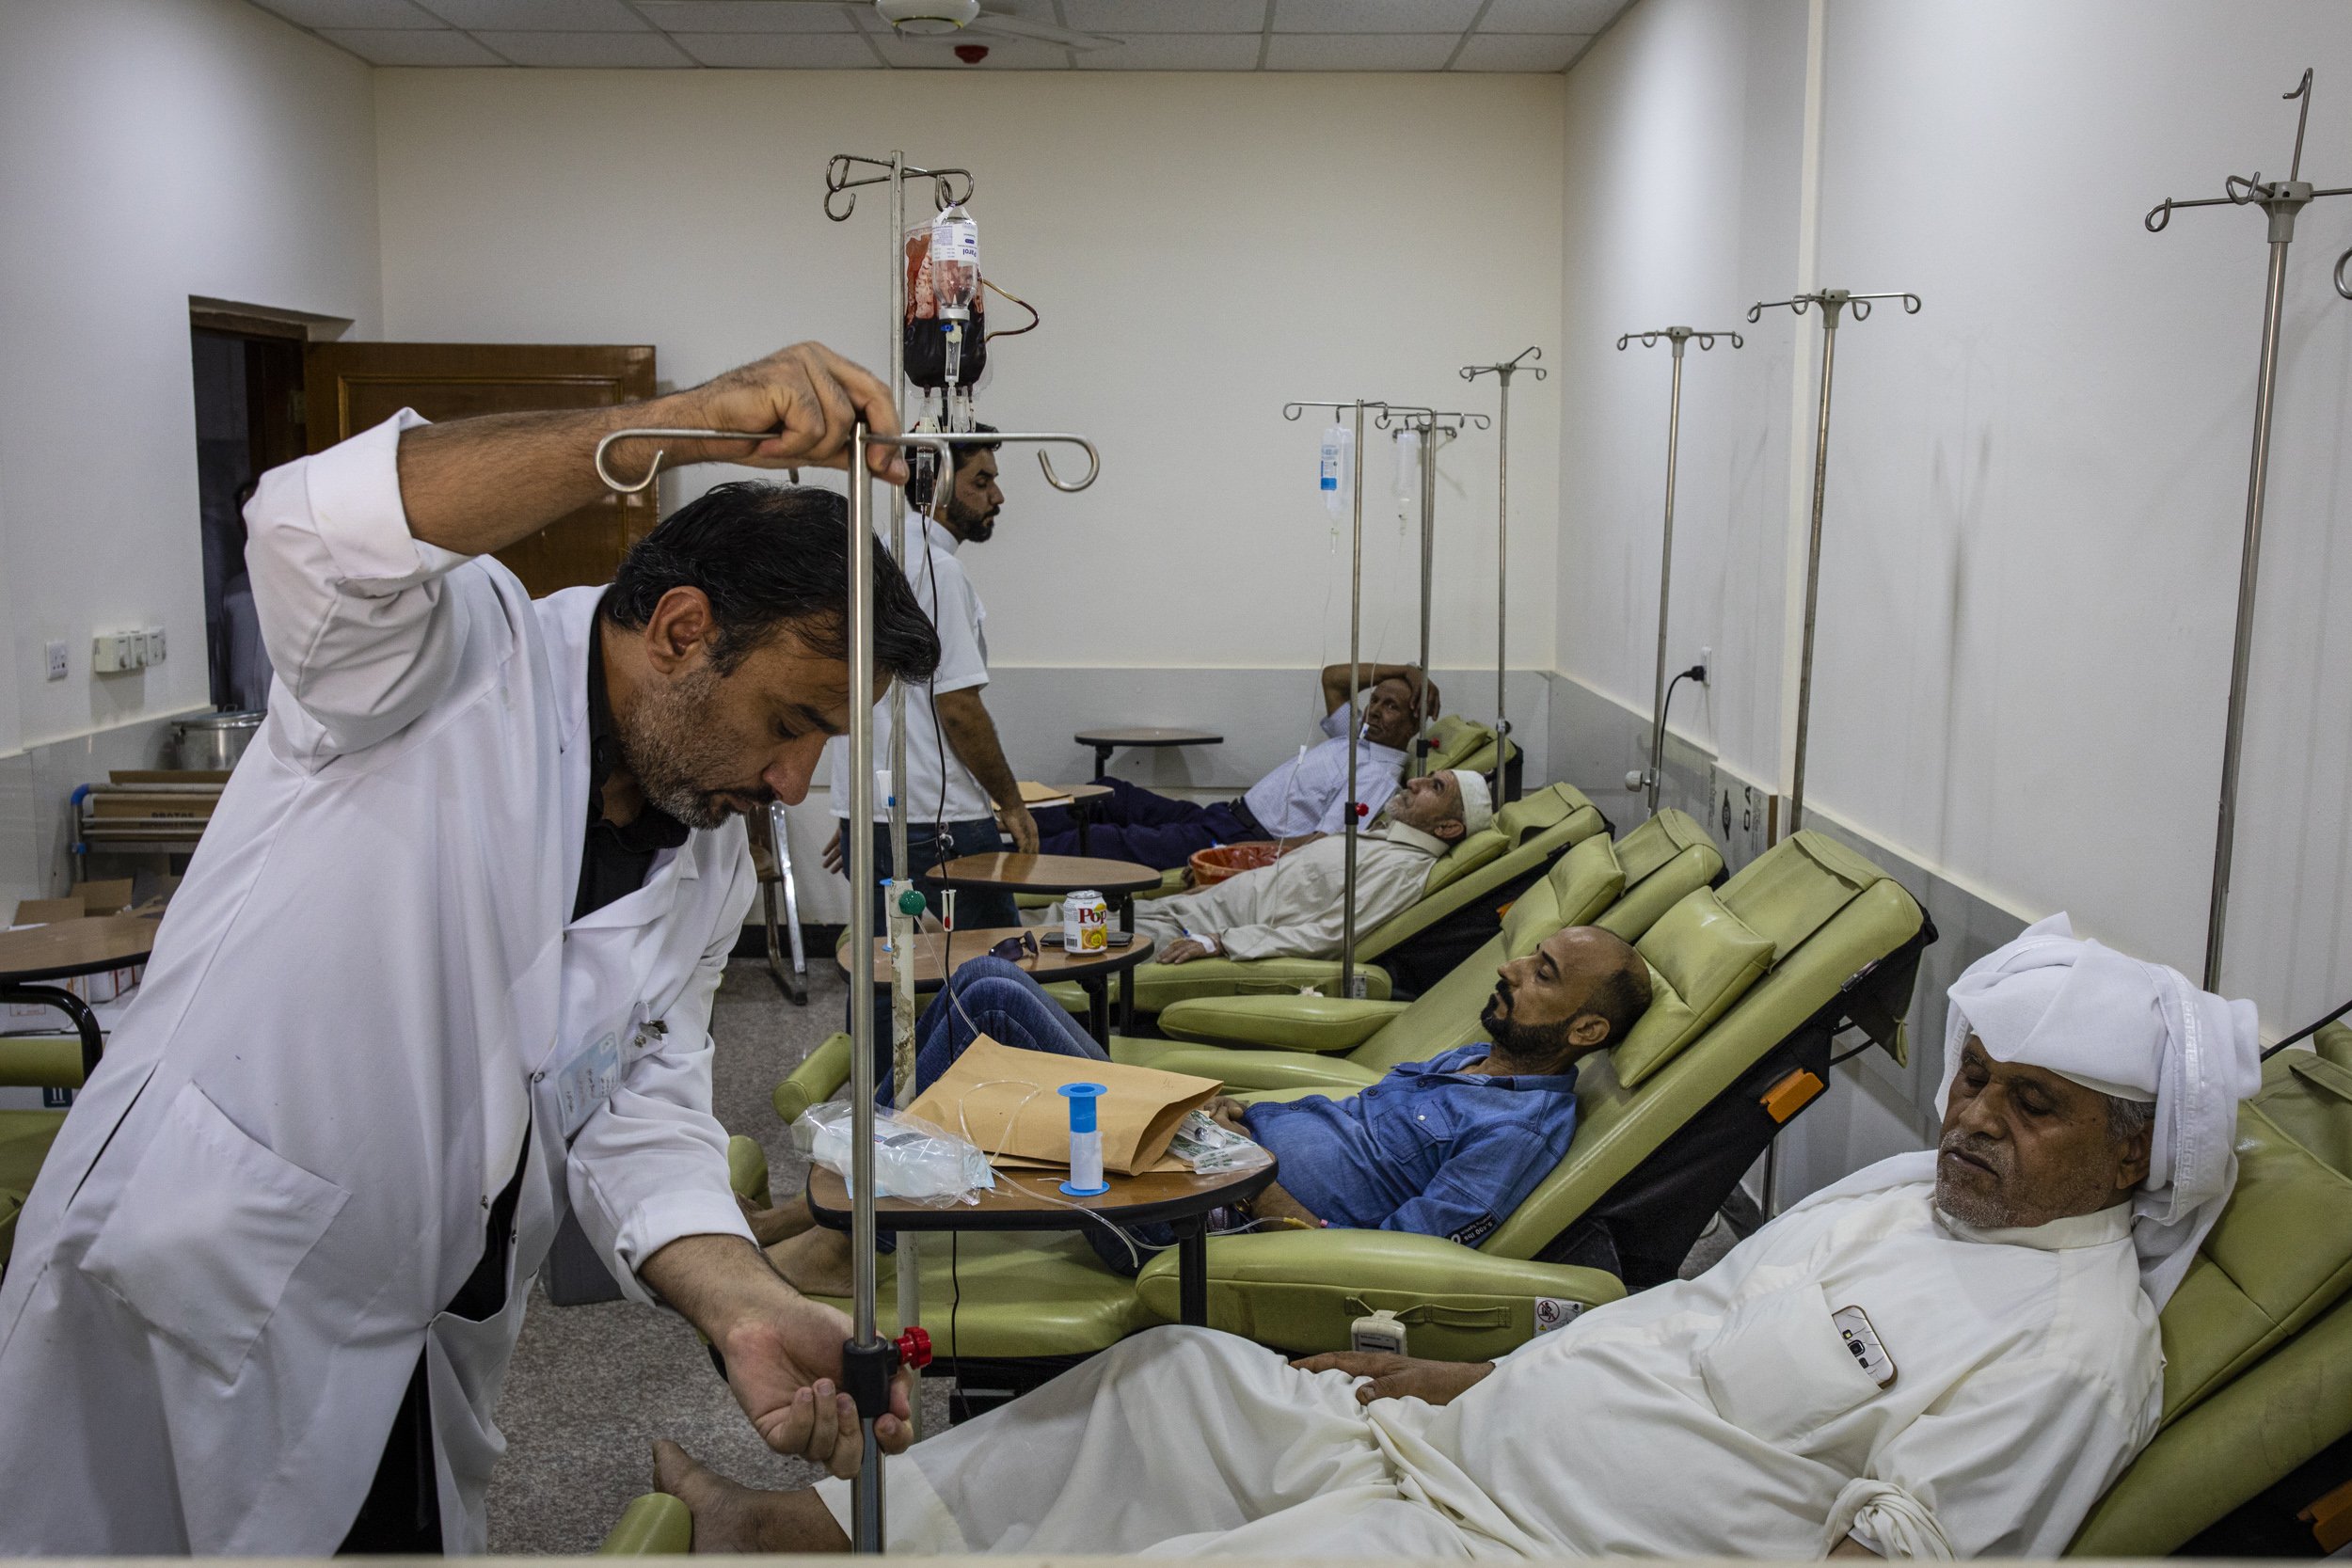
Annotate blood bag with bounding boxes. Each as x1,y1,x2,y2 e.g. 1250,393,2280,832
904,221,987,390
1320,422,1355,523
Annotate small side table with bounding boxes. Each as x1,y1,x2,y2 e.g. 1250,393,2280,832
1074,727,1224,779
925,855,1166,1030
843,927,1156,1045
0,914,157,1083
807,1156,1277,1326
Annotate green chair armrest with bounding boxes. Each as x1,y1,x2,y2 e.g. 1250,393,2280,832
726,1134,771,1210
598,1493,691,1555
0,1036,84,1091
774,1032,851,1125
1134,1228,1625,1360
1110,1038,1384,1092
1126,957,1391,1014
1159,995,1408,1053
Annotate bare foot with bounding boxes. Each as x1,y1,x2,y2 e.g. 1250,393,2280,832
651,1439,849,1554
738,1192,817,1247
767,1226,856,1297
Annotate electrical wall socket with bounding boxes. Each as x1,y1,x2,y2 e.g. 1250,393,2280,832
1699,646,1712,681
43,641,67,681
91,629,145,674
143,626,166,665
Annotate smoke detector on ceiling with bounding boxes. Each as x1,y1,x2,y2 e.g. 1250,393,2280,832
876,0,980,34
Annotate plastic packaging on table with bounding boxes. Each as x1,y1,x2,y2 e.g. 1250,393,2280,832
1167,1109,1273,1175
794,1101,995,1206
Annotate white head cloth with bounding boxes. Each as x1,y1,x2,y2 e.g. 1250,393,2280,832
1938,912,2263,1308
1446,769,1494,836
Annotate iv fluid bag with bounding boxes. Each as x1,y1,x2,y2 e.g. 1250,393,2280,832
1391,428,1421,525
1320,422,1355,522
930,204,979,322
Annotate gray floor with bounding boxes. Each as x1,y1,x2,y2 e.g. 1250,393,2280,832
485,953,1739,1553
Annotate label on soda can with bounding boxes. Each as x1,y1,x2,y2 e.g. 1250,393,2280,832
1064,891,1109,953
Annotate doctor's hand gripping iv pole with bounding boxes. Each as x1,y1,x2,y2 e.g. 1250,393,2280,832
1462,348,1546,804
2144,69,2352,992
1744,289,1921,838
1616,327,1743,816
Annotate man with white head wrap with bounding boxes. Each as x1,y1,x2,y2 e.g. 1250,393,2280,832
654,913,2264,1561
1139,768,1490,966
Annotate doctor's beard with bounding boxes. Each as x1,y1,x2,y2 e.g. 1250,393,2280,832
617,663,768,831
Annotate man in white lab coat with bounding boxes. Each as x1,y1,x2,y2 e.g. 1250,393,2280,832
0,344,933,1554
652,913,2263,1559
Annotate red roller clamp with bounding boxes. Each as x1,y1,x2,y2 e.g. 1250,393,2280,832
896,1326,933,1370
1355,802,1370,817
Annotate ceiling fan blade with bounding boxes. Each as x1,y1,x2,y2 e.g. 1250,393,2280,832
966,9,1121,50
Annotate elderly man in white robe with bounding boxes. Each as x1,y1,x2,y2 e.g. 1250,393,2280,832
1141,768,1490,966
650,913,2262,1559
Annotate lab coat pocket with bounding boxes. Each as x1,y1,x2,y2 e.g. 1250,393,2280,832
81,1081,349,1384
1695,1282,1881,1452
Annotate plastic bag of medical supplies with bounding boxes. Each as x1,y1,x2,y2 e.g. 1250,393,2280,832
1166,1109,1273,1176
794,1101,996,1207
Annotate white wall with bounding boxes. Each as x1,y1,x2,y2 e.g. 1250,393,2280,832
1555,0,2352,1037
371,70,1565,685
0,0,382,906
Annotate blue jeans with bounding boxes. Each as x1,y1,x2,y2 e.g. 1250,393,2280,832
866,956,1174,1276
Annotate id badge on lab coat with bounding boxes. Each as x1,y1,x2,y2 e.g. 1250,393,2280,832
553,1031,626,1137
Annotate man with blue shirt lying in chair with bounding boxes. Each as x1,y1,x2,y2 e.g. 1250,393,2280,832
744,922,1651,1295
660,915,2263,1560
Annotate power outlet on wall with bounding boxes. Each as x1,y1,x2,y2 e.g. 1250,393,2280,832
143,626,166,665
43,641,67,681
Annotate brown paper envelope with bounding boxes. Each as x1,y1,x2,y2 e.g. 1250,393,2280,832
906,1035,1221,1176
988,1151,1190,1175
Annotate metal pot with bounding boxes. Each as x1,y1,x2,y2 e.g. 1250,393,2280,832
173,711,263,771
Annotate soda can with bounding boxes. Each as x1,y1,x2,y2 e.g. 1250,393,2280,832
1063,890,1109,953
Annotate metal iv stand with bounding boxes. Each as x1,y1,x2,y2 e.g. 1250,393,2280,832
1744,290,1922,836
821,150,977,1404
2143,70,2352,991
1378,406,1491,776
1462,348,1547,803
1281,398,1419,1001
1616,326,1743,816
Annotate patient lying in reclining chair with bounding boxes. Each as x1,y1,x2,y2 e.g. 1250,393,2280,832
746,919,1649,1296
669,915,2263,1559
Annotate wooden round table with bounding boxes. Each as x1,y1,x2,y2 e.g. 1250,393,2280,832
807,1154,1276,1326
841,927,1156,1043
0,914,159,1081
1073,726,1224,777
922,855,1166,1031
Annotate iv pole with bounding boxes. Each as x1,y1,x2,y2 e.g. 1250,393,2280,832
1282,398,1413,1000
1382,407,1491,775
1616,326,1743,816
820,148,975,1442
1462,348,1546,803
1744,290,1922,835
2142,69,2352,990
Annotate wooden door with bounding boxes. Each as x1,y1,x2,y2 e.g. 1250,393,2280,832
305,342,657,597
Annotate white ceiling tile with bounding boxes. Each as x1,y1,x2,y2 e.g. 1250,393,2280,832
1264,30,1453,67
1451,31,1583,70
414,0,646,28
471,28,695,62
672,29,882,63
1476,0,1624,31
246,0,442,28
1273,0,1478,33
635,1,862,30
317,24,508,60
867,33,1071,66
1073,32,1263,68
1059,0,1268,31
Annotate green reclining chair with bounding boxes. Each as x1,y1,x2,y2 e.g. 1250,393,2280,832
764,828,1928,1401
613,1022,2352,1556
0,1035,86,1272
1113,810,1724,1091
1074,781,1609,1019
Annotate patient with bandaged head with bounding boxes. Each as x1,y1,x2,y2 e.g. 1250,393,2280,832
659,914,2261,1559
